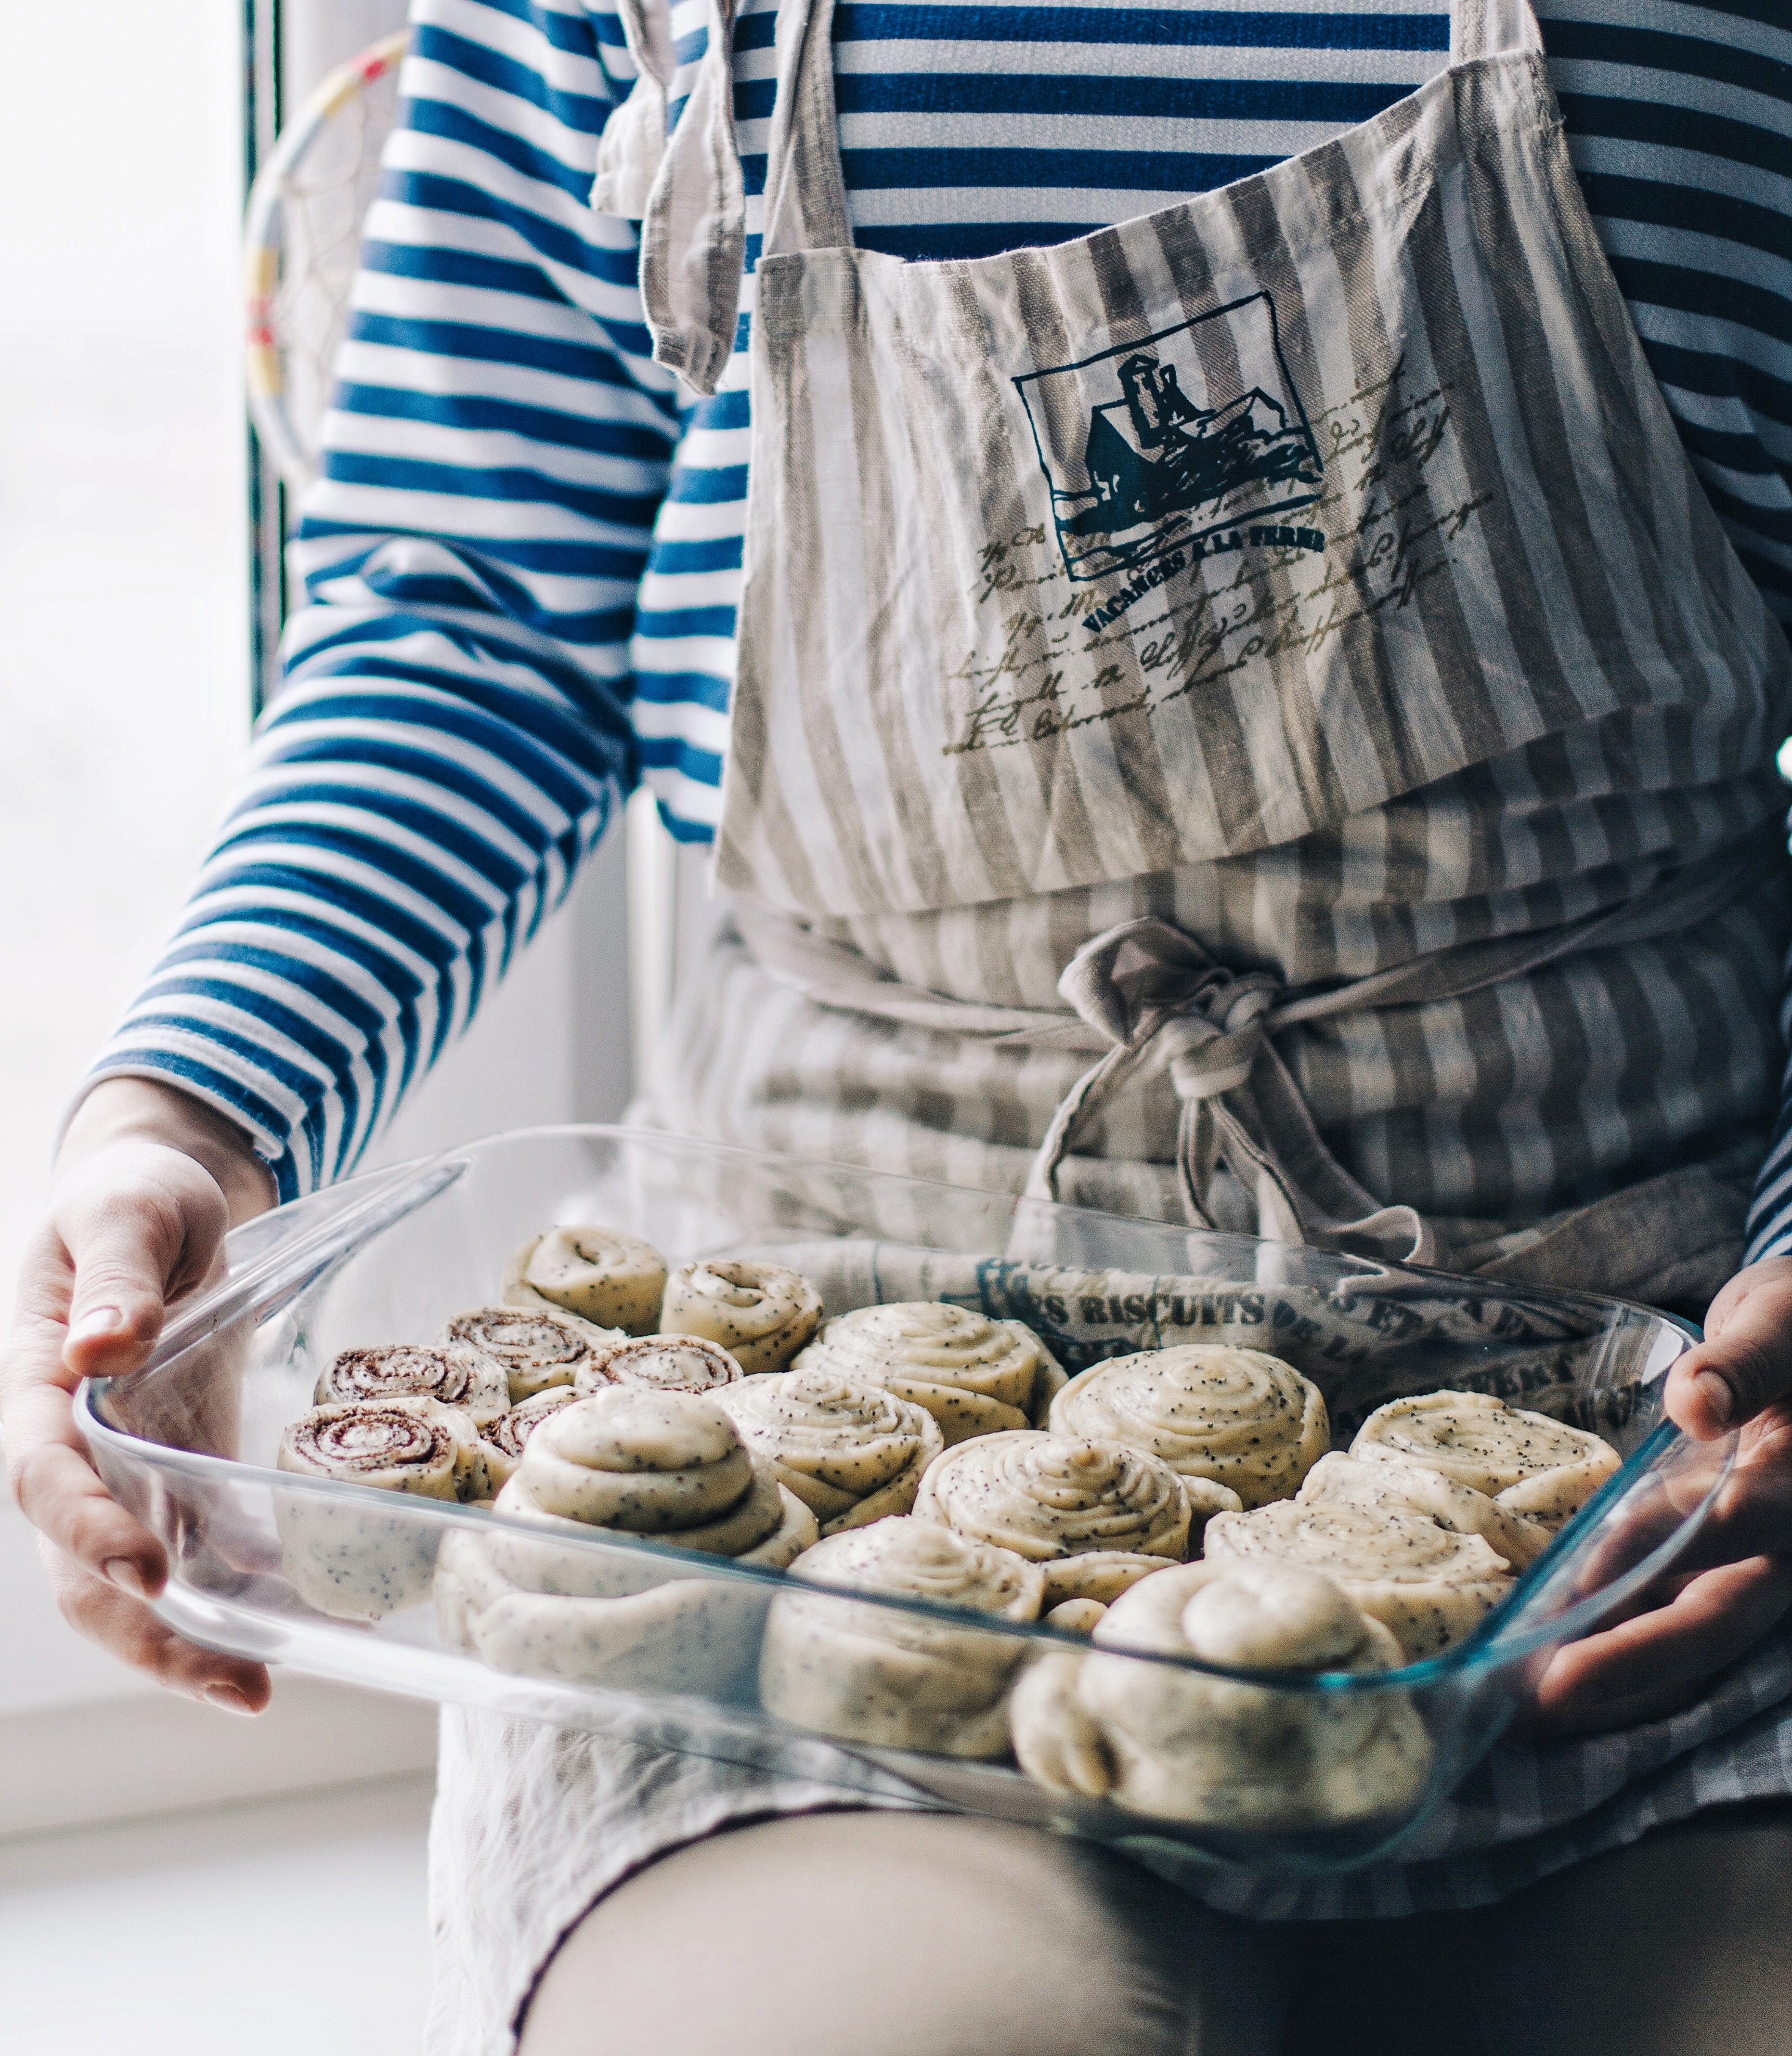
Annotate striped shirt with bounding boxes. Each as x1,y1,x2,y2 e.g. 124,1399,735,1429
91,0,1792,1249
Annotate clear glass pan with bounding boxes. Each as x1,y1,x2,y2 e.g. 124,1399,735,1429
79,1126,1734,1877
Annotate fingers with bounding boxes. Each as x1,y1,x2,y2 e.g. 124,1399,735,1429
1529,1553,1792,1735
41,1537,270,1714
1667,1255,1792,1437
51,1146,231,1381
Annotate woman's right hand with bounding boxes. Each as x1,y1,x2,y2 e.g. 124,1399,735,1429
0,1077,280,1712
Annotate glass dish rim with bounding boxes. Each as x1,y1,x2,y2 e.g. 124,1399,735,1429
78,1123,1736,1696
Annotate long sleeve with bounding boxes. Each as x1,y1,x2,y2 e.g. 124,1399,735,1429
85,0,681,1200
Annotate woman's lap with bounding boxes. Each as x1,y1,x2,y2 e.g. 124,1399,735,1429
518,1801,1792,2056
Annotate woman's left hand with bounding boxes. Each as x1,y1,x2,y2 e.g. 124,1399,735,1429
1532,1255,1792,1732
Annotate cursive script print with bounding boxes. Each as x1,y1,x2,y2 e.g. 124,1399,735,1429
947,358,1483,756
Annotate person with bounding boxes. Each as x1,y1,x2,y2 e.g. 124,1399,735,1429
7,0,1792,2049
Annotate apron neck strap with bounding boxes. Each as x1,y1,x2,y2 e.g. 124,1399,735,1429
761,0,853,261
1452,0,1544,63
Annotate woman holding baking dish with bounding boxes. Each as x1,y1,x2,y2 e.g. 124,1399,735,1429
7,0,1792,2047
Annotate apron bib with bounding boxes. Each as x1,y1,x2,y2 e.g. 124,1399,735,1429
622,0,1792,1283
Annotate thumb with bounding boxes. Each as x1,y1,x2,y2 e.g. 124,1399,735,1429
53,1147,230,1381
1667,1254,1792,1440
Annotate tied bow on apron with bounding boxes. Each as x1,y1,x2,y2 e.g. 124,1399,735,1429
1031,919,1436,1264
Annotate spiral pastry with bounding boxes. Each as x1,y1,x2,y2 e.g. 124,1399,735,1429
504,1225,668,1335
713,1368,943,1534
440,1305,620,1403
1011,1559,1432,1829
1349,1390,1620,1529
1203,1498,1513,1659
276,1396,485,1621
1048,1346,1328,1509
661,1258,824,1373
914,1430,1227,1605
761,1517,1045,1756
1299,1451,1551,1572
437,1388,817,1697
479,1386,580,1495
314,1341,510,1429
792,1302,1065,1446
572,1332,743,1399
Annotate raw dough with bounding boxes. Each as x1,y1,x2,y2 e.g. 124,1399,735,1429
440,1305,620,1402
276,1395,484,1621
1299,1451,1552,1571
913,1429,1232,1605
1351,1390,1620,1529
572,1332,743,1398
478,1386,579,1495
660,1258,824,1372
1049,1345,1328,1508
505,1226,668,1335
760,1518,1045,1756
715,1368,943,1534
1011,1560,1432,1828
793,1302,1065,1445
1203,1498,1514,1659
314,1340,510,1428
437,1388,815,1697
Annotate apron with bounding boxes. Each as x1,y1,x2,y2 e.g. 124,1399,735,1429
427,3,1792,2048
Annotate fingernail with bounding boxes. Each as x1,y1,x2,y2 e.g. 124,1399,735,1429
1694,1370,1735,1425
200,1684,256,1717
69,1307,124,1344
103,1558,149,1599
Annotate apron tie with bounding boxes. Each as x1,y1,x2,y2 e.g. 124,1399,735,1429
1027,919,1437,1264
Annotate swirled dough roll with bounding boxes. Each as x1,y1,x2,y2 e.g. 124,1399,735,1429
440,1305,620,1403
277,1396,484,1620
760,1518,1045,1756
713,1369,943,1534
1300,1451,1552,1571
315,1341,510,1429
505,1226,667,1335
914,1430,1232,1605
572,1332,743,1399
660,1258,824,1373
478,1386,579,1495
792,1302,1066,1445
438,1388,815,1695
1203,1498,1513,1659
1048,1346,1328,1508
1349,1390,1620,1529
1011,1560,1431,1829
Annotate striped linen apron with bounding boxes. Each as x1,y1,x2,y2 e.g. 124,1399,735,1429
427,4,1792,2048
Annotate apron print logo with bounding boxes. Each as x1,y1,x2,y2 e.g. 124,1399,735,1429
1015,291,1323,582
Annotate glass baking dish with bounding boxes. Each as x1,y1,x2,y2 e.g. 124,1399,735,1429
78,1125,1733,1877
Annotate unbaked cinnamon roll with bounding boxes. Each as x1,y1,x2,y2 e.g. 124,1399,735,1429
913,1430,1230,1605
1011,1559,1431,1828
1048,1345,1328,1508
760,1518,1045,1756
660,1258,824,1372
504,1226,668,1335
276,1395,485,1620
793,1302,1064,1445
440,1305,619,1402
572,1332,744,1398
713,1368,943,1533
314,1341,510,1429
1349,1390,1620,1529
478,1386,580,1495
1299,1451,1552,1572
435,1388,815,1695
1202,1497,1514,1659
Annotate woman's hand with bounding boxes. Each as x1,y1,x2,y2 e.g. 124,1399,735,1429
0,1078,279,1712
1533,1256,1792,1732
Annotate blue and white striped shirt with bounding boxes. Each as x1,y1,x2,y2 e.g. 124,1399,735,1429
94,0,1792,1256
